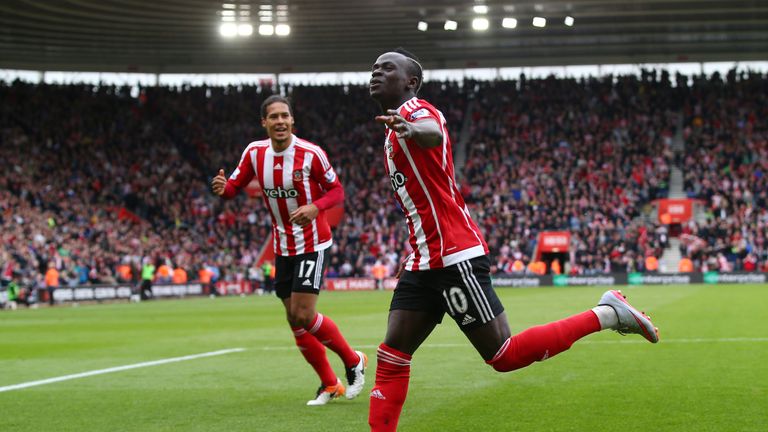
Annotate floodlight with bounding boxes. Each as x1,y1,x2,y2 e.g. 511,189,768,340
502,17,517,28
275,24,290,36
219,23,237,37
472,17,489,31
259,24,274,35
237,24,253,36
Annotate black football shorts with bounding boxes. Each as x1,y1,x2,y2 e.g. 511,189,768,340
274,249,330,299
390,255,505,331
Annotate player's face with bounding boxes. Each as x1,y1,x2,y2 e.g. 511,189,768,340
261,102,294,143
370,52,411,104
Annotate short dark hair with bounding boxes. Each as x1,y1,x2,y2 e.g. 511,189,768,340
260,95,292,119
394,47,423,93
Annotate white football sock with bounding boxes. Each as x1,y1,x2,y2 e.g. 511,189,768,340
592,305,618,330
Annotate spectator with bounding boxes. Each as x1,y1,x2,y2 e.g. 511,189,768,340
678,256,694,273
172,266,188,284
140,258,155,300
44,262,59,306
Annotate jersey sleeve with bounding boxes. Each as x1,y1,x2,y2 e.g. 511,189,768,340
406,101,441,125
308,147,340,191
308,148,344,210
222,146,256,199
401,100,446,150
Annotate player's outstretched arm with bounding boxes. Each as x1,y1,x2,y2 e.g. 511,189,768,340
375,109,442,148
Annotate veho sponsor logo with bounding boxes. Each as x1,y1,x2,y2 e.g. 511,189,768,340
263,187,299,199
389,171,407,191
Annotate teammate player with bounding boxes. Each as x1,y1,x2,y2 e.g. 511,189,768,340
367,49,660,431
212,95,367,406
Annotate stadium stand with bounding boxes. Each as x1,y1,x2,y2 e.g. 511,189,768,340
680,70,768,272
1,70,767,295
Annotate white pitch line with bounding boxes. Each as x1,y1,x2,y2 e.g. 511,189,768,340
0,348,246,393
257,337,768,351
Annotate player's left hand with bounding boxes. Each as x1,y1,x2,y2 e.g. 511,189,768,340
289,204,319,227
375,109,413,138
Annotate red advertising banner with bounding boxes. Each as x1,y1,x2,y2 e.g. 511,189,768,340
215,281,252,295
656,199,693,224
538,231,571,253
324,278,397,291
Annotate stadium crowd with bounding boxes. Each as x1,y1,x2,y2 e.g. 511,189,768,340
1,69,766,301
680,70,768,272
462,72,676,275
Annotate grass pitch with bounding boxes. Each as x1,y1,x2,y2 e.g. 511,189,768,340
1,284,766,431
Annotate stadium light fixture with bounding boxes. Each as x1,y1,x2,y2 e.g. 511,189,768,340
502,17,518,29
275,24,290,36
444,20,458,31
473,5,488,14
417,21,428,31
532,17,546,27
564,16,574,26
219,23,238,38
222,3,236,9
259,23,274,36
237,23,253,36
472,17,489,31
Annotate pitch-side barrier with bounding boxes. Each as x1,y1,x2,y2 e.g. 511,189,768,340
6,272,763,305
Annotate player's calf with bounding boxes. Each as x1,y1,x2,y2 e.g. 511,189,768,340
487,310,601,372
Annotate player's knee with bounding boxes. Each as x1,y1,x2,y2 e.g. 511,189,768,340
289,310,315,329
487,352,537,373
489,360,519,373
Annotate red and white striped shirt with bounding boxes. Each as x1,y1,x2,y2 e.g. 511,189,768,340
223,135,344,256
384,97,488,271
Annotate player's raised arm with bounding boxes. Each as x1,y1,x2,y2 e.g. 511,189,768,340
375,109,442,148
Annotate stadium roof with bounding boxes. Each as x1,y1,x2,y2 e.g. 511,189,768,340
1,0,766,74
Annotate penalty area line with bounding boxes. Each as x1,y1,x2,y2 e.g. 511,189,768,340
0,348,246,393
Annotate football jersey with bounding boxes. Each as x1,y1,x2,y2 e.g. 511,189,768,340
383,97,488,271
228,135,340,256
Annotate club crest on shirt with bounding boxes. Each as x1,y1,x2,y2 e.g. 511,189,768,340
292,169,303,181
